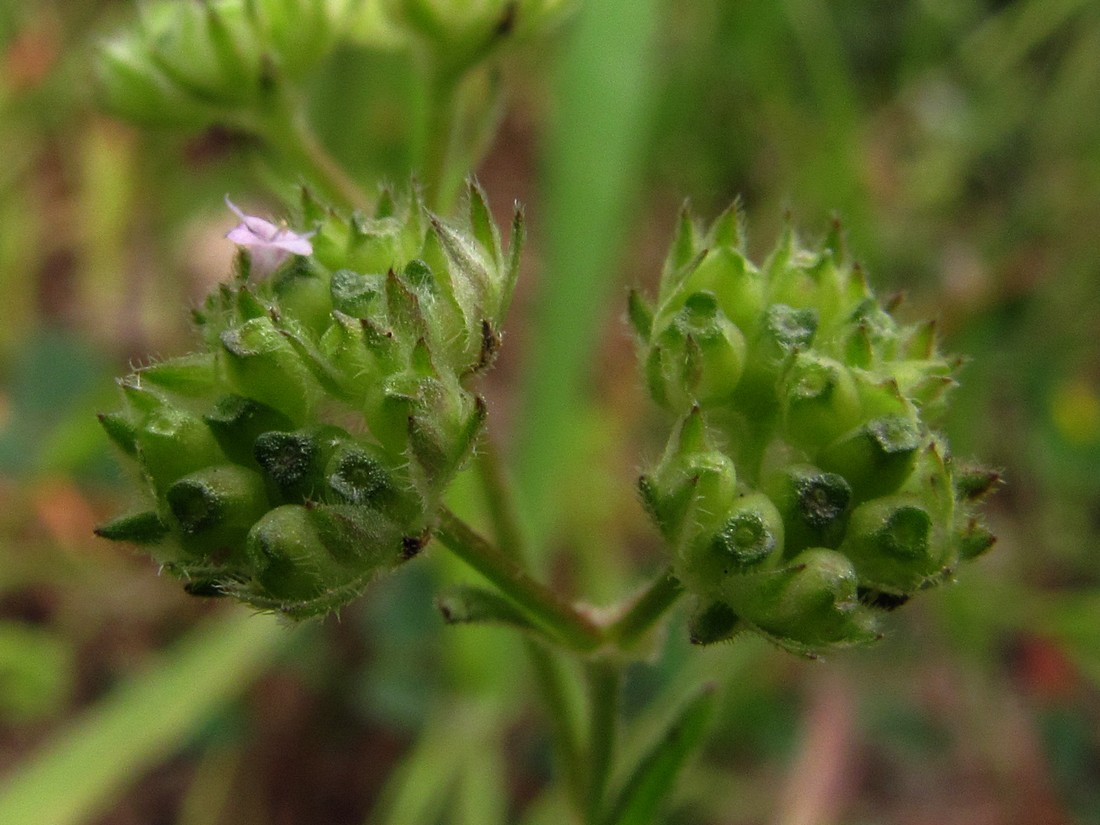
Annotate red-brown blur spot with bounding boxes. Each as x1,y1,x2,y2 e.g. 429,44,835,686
1014,634,1080,702
31,479,98,550
3,23,59,92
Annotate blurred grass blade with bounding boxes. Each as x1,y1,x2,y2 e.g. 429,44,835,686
601,685,715,825
965,0,1095,81
369,703,499,825
454,736,507,825
525,639,586,812
175,741,245,825
513,0,660,549
0,610,290,825
780,0,857,123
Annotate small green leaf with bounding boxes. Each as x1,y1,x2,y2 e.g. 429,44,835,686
466,179,502,269
436,584,536,631
706,201,744,250
501,206,526,318
953,463,1003,502
688,601,740,645
94,511,170,545
601,685,716,825
662,202,698,281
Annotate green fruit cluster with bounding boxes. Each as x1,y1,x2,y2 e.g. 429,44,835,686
631,207,998,655
95,0,577,132
95,0,360,129
97,184,521,617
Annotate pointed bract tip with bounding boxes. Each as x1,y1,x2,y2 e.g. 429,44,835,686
627,288,655,341
708,201,745,249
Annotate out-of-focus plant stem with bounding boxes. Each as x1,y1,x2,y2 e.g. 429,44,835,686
255,85,371,212
525,638,587,814
585,657,621,824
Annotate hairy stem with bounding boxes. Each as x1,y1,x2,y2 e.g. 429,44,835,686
475,436,599,818
602,569,683,649
434,507,602,652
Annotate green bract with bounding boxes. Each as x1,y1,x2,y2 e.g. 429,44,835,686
97,183,522,617
632,206,998,656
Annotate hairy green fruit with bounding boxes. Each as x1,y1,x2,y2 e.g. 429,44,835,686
634,206,998,655
97,184,521,617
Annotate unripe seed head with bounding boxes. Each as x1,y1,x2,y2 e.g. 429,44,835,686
137,407,226,493
167,465,268,537
220,317,320,423
818,414,923,501
97,185,518,618
204,395,295,466
635,207,997,654
326,444,395,506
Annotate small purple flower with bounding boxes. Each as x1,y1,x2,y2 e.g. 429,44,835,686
225,198,314,277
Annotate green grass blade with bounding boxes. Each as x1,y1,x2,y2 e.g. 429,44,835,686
0,610,290,825
454,737,507,825
601,685,716,825
368,703,500,825
513,0,661,547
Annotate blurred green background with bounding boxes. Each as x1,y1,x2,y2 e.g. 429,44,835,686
0,1,1098,823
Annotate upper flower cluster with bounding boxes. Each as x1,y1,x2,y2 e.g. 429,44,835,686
631,206,998,655
95,0,357,129
95,0,578,132
96,183,522,617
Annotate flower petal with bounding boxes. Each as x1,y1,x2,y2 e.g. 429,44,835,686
224,196,314,277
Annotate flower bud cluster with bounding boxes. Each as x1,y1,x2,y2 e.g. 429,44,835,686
97,183,522,617
632,207,997,655
95,0,354,128
96,0,577,131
